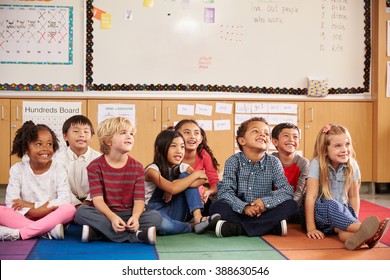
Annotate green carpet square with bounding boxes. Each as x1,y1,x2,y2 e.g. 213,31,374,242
156,232,286,260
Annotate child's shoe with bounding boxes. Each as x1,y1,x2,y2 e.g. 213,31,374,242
366,218,390,248
136,227,156,245
194,214,221,234
270,220,288,236
345,216,380,250
81,225,101,242
215,220,244,237
40,224,64,240
0,225,20,241
49,224,64,240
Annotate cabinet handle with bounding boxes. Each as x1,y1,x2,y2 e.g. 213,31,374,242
153,106,157,122
16,106,19,121
297,108,300,123
1,105,4,120
310,107,314,122
167,106,171,122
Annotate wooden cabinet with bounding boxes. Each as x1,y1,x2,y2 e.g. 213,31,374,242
0,99,10,184
303,101,372,181
1,98,373,184
87,100,162,167
371,1,390,183
87,100,234,171
162,100,235,172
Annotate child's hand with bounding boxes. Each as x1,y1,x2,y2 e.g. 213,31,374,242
163,192,172,203
126,216,140,232
110,215,127,232
201,188,216,204
26,201,58,220
243,204,261,217
251,198,265,215
11,199,34,211
194,170,208,180
306,229,325,239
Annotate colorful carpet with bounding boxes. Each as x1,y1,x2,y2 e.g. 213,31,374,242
0,200,389,260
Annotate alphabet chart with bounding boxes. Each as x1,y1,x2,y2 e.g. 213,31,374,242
0,4,73,64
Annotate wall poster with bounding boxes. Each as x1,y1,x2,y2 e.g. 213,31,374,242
0,4,73,65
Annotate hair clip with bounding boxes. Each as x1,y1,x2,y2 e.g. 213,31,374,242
322,124,331,134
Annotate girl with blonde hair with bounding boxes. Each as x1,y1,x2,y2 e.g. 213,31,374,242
303,124,389,250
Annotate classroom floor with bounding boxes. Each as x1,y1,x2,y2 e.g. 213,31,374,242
1,184,390,207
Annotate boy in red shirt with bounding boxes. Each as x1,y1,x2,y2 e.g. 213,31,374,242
74,117,162,244
272,122,309,223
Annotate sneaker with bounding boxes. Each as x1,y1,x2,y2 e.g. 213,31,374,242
81,225,101,242
345,216,380,250
215,220,243,237
0,225,20,241
194,213,221,234
270,220,288,236
49,224,64,240
136,227,156,245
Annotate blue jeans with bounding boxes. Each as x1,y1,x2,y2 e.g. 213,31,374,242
147,172,203,235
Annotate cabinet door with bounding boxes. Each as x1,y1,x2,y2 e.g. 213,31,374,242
162,100,234,172
304,102,372,181
0,99,10,184
10,99,87,166
87,100,161,167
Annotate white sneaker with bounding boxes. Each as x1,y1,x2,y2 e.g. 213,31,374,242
47,224,64,240
0,225,20,241
136,227,156,245
280,220,287,236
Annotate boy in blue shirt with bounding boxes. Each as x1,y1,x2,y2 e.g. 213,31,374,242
210,117,297,237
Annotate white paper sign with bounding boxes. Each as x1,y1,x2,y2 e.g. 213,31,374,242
98,104,136,126
387,61,390,97
23,101,82,151
251,103,268,113
177,104,195,116
196,120,213,131
235,114,251,124
235,103,251,114
195,104,212,116
215,102,232,114
214,119,231,131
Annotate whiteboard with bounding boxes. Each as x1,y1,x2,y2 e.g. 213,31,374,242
0,0,84,91
87,0,370,94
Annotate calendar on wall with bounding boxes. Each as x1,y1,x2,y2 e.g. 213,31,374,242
22,101,82,151
0,4,73,64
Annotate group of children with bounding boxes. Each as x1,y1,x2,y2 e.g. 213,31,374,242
0,114,389,251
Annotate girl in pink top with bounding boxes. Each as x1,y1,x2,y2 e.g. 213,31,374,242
175,119,220,214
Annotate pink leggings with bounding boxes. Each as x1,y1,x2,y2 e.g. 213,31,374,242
0,203,76,240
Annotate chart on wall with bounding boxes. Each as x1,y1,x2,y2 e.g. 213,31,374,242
0,0,84,92
87,0,370,94
0,5,73,64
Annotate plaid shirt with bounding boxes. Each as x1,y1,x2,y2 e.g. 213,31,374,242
217,151,294,213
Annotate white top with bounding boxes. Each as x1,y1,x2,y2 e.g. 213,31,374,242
54,146,101,205
6,160,72,216
144,163,190,205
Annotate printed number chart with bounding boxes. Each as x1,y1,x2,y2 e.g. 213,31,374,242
0,4,73,64
22,101,82,151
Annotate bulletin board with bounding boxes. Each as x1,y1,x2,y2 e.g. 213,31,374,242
0,0,84,92
86,0,371,95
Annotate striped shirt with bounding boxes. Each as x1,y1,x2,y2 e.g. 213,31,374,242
87,155,145,212
217,151,294,213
